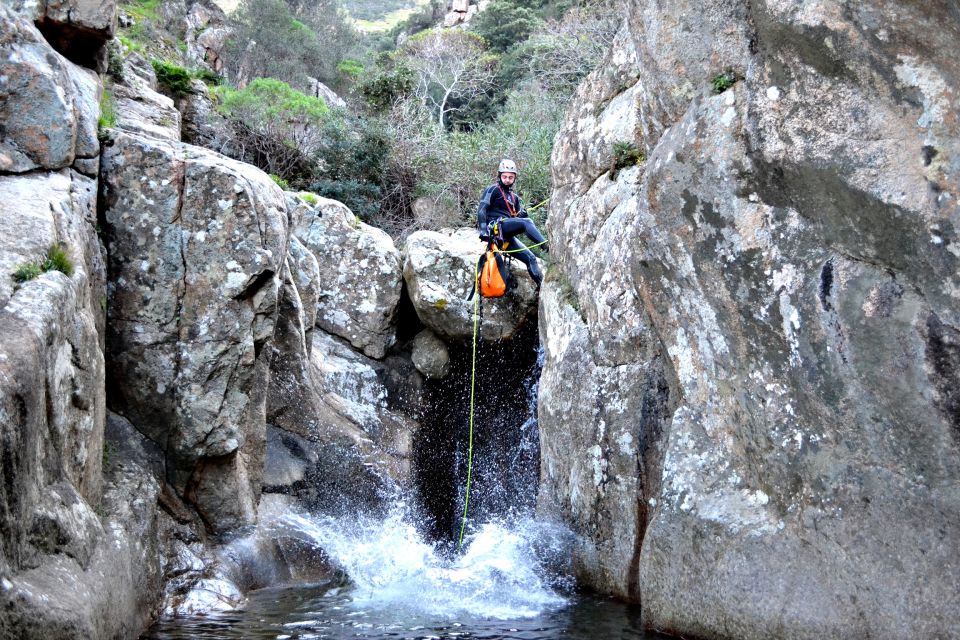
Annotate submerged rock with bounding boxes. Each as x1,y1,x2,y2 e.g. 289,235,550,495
539,1,960,639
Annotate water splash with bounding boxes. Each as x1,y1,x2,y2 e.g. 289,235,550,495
267,504,574,621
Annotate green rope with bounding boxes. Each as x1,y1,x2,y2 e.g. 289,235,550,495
527,197,550,213
458,264,482,550
456,235,546,551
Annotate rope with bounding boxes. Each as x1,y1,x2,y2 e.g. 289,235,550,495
456,234,547,550
458,263,482,550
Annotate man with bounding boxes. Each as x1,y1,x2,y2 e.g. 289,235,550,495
476,158,548,287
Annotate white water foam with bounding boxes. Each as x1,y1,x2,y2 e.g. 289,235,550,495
269,507,572,620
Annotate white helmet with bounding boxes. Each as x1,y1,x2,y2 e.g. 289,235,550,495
498,158,518,175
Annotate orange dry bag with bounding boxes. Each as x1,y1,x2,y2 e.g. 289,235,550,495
478,246,508,298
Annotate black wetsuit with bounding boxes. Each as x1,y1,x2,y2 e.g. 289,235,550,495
476,181,546,286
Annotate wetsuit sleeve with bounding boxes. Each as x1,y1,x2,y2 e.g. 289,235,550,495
477,186,494,237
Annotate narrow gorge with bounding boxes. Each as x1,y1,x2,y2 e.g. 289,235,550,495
1,0,958,639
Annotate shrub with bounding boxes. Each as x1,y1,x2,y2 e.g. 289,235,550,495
214,77,328,123
359,59,416,112
12,263,43,284
297,192,319,205
610,141,644,179
225,0,356,89
151,59,194,97
711,69,739,93
212,79,329,188
469,0,542,53
337,58,364,78
269,174,290,190
308,114,390,221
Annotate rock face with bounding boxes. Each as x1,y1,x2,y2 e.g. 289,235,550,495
0,9,101,173
539,1,960,639
295,197,403,359
101,127,288,532
112,51,183,142
404,228,539,342
0,10,166,638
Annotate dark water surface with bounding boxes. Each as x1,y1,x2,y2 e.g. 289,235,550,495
147,583,665,640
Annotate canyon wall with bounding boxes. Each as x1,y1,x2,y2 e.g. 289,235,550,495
538,1,960,638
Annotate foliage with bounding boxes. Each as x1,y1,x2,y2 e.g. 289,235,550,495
118,0,163,51
337,58,364,78
270,174,290,189
151,59,194,97
226,0,357,89
400,29,497,128
711,69,738,93
358,58,415,111
13,245,75,284
214,77,329,122
610,141,644,179
308,114,390,220
298,192,319,205
212,79,329,188
362,78,562,237
98,86,116,131
12,262,42,284
107,41,126,81
469,0,542,53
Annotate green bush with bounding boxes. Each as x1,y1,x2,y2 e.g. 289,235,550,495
269,174,290,190
297,192,319,205
469,0,542,53
214,77,328,123
610,141,644,179
711,69,739,93
337,58,364,78
308,114,390,220
12,263,43,284
151,59,194,97
13,245,75,284
359,60,415,112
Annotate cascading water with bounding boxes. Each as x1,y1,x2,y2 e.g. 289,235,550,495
149,323,661,639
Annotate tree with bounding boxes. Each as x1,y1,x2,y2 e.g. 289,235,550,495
469,0,542,53
225,0,357,90
212,78,329,187
400,29,496,129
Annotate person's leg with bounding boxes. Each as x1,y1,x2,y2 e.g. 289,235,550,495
498,217,546,247
504,237,543,287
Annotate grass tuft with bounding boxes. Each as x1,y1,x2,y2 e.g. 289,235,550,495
12,245,75,284
711,69,739,94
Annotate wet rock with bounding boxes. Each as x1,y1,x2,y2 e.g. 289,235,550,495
100,128,288,533
0,10,102,173
540,1,960,638
411,329,450,379
403,228,539,342
295,196,402,359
